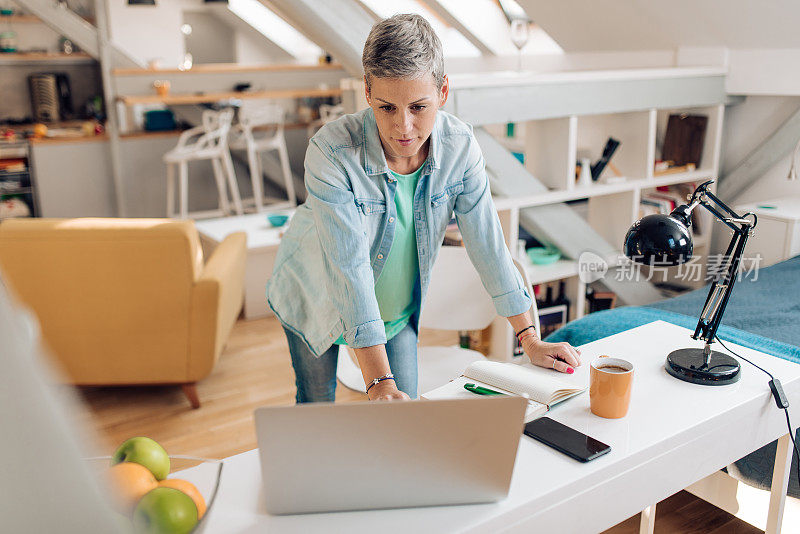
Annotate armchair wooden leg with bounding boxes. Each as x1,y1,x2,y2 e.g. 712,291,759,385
181,383,201,409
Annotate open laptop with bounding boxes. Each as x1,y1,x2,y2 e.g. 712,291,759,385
254,395,528,514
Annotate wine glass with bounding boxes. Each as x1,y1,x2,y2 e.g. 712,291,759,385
510,19,530,72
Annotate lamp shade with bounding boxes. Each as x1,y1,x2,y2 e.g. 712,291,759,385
623,214,693,266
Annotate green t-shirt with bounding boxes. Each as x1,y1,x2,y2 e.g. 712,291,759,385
336,165,422,345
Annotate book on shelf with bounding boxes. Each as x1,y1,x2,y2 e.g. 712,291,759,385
640,183,704,236
586,288,617,314
422,360,585,422
590,137,620,181
534,283,569,338
662,114,708,168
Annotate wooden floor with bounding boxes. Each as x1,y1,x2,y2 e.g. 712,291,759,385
76,316,762,533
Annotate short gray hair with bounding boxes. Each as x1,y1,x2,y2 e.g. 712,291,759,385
362,14,445,92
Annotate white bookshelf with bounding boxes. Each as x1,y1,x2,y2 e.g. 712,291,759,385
487,102,724,361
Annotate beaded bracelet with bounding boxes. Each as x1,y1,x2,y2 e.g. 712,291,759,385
366,373,395,394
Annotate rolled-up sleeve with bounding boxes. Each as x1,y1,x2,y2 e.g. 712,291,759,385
304,139,386,348
453,132,532,317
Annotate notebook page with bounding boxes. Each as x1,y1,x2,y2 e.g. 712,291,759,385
463,360,580,405
421,375,548,421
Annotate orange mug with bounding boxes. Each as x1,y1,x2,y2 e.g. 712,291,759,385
153,80,170,97
590,356,634,418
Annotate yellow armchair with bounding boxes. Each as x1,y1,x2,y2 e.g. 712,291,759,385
0,218,246,408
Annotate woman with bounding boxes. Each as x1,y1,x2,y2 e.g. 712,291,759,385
267,14,581,403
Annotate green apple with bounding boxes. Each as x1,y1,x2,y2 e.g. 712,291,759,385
111,437,170,481
133,488,198,534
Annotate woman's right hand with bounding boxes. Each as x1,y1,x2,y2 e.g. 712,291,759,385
367,380,410,401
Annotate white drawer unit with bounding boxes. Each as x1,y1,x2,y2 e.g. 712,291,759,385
735,197,800,267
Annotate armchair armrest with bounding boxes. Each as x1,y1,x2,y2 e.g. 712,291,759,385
188,232,247,380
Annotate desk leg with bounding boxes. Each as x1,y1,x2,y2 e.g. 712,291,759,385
638,504,656,534
766,433,793,534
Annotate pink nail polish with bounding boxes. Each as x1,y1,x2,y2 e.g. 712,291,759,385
566,367,574,374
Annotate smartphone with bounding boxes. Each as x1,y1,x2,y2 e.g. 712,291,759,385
523,417,611,462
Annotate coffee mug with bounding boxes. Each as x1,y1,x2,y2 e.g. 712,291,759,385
590,356,634,418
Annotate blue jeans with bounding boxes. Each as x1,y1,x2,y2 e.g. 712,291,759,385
284,322,419,403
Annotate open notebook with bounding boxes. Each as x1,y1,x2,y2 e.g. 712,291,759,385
422,360,585,422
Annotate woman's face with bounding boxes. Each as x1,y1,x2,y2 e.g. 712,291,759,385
365,74,449,165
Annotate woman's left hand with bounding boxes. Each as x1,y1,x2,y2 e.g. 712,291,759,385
522,337,582,374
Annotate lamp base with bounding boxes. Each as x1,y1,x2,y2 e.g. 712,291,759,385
665,348,741,386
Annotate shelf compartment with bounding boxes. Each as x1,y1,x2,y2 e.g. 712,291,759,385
523,115,577,191
0,187,33,195
117,87,342,106
654,104,723,180
588,190,639,249
576,110,652,184
650,168,716,187
493,177,638,210
0,52,95,65
0,170,30,178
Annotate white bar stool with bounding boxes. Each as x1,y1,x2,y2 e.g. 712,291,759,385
306,104,345,138
164,108,244,219
229,101,296,212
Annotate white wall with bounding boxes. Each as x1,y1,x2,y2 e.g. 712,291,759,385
106,0,292,67
234,31,279,65
720,96,800,204
107,0,198,68
10,21,62,52
183,11,236,64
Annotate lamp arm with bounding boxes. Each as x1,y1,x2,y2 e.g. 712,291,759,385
690,212,754,365
693,228,745,341
696,200,741,233
680,181,758,362
682,181,757,230
703,190,743,219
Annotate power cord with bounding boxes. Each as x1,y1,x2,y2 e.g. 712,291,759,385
715,335,800,490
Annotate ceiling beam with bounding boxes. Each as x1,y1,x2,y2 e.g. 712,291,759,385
262,0,374,77
419,0,495,56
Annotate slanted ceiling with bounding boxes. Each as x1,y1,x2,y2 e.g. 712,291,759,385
518,0,800,52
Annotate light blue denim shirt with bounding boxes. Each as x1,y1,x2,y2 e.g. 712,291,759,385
266,107,531,356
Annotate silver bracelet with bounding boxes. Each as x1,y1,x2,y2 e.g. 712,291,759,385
366,373,395,394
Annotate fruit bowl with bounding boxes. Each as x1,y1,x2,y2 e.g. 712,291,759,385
526,246,561,265
86,455,223,533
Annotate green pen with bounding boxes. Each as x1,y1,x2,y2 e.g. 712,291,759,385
464,383,507,396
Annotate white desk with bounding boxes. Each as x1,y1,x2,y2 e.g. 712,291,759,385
195,212,292,319
196,321,800,533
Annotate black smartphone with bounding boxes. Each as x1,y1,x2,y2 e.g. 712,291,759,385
523,417,611,462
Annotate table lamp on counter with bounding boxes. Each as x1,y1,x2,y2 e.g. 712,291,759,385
622,180,758,386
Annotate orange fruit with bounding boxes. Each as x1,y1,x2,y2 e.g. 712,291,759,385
158,478,206,519
108,462,158,512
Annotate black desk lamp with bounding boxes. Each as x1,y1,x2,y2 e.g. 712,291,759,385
623,180,758,385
